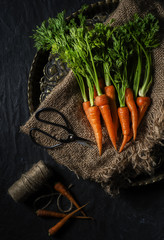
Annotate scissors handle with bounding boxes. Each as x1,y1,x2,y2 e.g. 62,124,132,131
29,128,76,149
29,128,63,149
29,107,92,149
35,108,73,135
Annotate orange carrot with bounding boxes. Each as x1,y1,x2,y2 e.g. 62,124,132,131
83,101,102,155
136,96,151,126
48,203,88,236
36,209,93,219
82,101,90,115
85,106,102,155
95,94,117,150
127,129,133,142
118,107,131,153
127,96,151,142
125,88,138,140
104,85,119,140
54,182,86,216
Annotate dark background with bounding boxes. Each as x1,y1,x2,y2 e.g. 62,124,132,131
1,0,164,239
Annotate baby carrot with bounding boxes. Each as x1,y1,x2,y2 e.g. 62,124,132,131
48,203,88,236
125,88,138,140
127,96,151,142
136,96,151,126
36,209,93,219
54,182,86,216
118,107,131,153
85,106,102,155
127,129,133,142
83,101,102,155
95,94,117,150
82,101,90,115
104,85,119,140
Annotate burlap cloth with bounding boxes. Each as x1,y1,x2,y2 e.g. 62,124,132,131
21,0,164,195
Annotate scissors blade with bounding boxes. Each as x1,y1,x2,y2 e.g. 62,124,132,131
75,138,94,148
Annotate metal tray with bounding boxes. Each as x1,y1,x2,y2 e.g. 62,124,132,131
27,0,164,187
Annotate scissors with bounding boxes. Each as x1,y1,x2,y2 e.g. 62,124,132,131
29,107,93,149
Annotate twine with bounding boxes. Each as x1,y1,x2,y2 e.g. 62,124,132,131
8,160,54,203
8,160,74,213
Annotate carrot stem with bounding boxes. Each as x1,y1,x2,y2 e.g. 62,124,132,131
103,62,112,86
94,78,105,99
85,35,102,96
130,33,152,97
133,46,142,99
85,75,94,107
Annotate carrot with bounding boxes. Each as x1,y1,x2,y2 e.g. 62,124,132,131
85,106,102,155
54,182,86,216
125,88,138,140
136,96,151,126
36,209,93,220
118,107,131,153
104,85,119,140
127,129,133,142
126,96,151,142
83,101,102,155
82,101,90,115
48,203,88,236
95,94,117,150
77,36,104,155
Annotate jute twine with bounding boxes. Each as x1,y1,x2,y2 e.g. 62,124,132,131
8,161,54,202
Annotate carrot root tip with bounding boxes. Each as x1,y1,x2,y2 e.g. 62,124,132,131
114,144,117,151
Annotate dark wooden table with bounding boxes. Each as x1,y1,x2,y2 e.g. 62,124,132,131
1,0,164,239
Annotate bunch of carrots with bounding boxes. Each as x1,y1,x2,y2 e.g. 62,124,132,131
32,7,160,155
36,182,92,236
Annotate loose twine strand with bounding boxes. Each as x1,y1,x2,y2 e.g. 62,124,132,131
33,184,73,212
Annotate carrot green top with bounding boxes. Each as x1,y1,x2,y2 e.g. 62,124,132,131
120,13,160,98
128,14,160,97
107,24,134,107
32,10,160,106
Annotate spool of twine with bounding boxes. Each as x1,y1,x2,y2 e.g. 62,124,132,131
8,160,54,203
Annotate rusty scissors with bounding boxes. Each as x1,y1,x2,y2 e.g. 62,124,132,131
29,107,92,149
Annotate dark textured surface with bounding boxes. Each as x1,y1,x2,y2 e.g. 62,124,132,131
0,0,164,240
